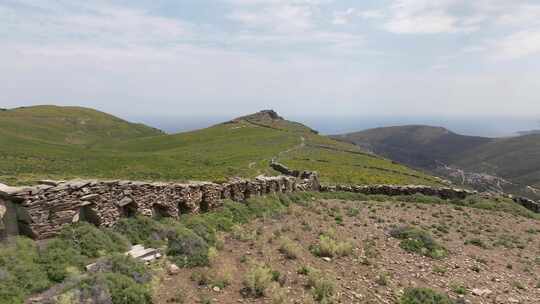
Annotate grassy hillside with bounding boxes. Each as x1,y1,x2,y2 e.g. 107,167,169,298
336,125,540,197
0,106,442,186
0,105,163,146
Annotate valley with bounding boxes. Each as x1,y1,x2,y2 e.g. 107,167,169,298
335,126,540,200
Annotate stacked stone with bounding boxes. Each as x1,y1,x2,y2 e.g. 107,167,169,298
0,174,315,240
320,184,476,200
513,197,540,213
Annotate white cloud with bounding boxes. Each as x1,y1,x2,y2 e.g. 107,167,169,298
359,10,385,20
228,4,314,32
382,0,484,34
0,1,193,47
497,4,540,26
332,8,355,25
492,30,540,60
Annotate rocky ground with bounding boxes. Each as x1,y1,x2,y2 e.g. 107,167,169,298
153,198,540,304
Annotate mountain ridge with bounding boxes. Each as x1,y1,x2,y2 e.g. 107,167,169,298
336,125,540,198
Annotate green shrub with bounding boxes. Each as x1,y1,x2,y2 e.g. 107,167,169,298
307,269,335,303
201,212,235,232
114,216,166,248
450,283,467,295
69,272,151,304
38,239,87,282
184,216,217,245
231,225,257,241
400,288,454,304
108,254,151,284
279,237,302,259
167,226,210,267
311,235,353,258
59,222,129,258
222,201,251,224
104,273,152,304
243,263,273,297
464,238,487,249
246,196,287,219
0,237,51,303
390,226,447,259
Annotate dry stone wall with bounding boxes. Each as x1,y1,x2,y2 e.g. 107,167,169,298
0,174,319,240
5,162,538,241
320,184,476,200
512,196,540,213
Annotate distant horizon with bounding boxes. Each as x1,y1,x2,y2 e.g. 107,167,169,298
130,113,540,138
4,104,539,138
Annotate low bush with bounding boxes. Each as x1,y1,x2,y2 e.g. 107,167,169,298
306,269,336,303
464,238,488,249
38,238,87,282
390,226,447,259
400,288,455,304
311,235,353,258
243,263,273,297
59,222,129,258
184,216,218,245
108,254,151,284
167,226,210,267
246,196,287,219
114,216,167,248
0,237,51,303
70,272,151,304
279,237,302,259
231,224,257,241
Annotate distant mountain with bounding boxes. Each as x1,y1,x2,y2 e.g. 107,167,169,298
335,125,540,199
516,129,540,136
0,106,441,187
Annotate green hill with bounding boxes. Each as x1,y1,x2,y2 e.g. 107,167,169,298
336,125,540,198
0,106,441,186
0,105,163,146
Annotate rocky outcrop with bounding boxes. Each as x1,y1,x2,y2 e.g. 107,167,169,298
320,184,477,200
0,175,316,240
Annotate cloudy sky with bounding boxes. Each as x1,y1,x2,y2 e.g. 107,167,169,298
1,0,539,128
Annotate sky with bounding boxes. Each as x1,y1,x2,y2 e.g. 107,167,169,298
1,0,539,134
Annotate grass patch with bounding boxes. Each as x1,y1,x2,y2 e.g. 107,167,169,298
243,263,273,298
400,288,455,304
390,226,447,259
306,268,336,303
311,234,354,258
279,237,303,259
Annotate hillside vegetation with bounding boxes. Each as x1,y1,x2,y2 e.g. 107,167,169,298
336,125,540,197
5,192,538,304
0,106,440,186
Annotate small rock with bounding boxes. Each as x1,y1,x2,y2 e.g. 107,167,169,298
213,286,221,292
167,263,180,275
472,288,492,297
